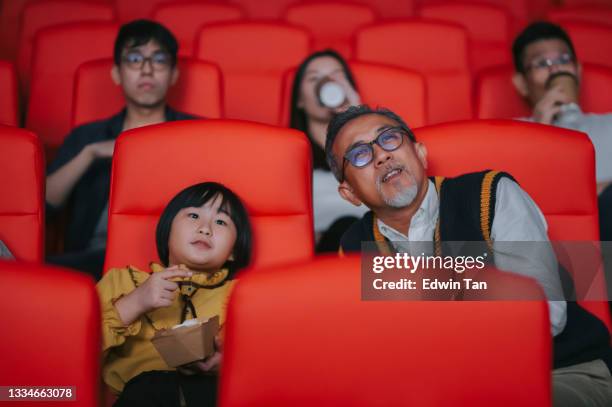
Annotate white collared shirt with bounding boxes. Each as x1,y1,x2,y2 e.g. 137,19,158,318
377,178,567,336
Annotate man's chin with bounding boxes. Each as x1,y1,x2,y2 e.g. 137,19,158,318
128,96,166,110
380,185,419,208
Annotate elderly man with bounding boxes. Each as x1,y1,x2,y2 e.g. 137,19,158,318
326,104,612,407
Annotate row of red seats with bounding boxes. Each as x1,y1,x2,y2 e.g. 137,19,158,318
0,16,611,146
0,256,552,407
7,0,612,84
1,119,609,330
1,0,583,62
3,47,612,151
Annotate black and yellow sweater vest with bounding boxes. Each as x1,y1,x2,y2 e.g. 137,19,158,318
339,170,510,253
339,170,612,372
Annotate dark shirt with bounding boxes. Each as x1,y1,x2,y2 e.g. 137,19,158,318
47,107,196,251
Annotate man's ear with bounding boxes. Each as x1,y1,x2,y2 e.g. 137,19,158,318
577,62,583,83
170,66,179,86
512,72,529,98
414,142,428,169
338,182,363,207
111,65,121,86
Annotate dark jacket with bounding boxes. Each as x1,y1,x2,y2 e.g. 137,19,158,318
47,107,196,251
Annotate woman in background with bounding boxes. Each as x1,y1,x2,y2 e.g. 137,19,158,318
290,49,367,252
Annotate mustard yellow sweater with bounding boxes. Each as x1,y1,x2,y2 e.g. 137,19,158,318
96,263,235,393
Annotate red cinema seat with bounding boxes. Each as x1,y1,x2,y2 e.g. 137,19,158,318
231,0,297,19
558,20,612,69
355,20,472,124
419,0,550,27
114,0,167,22
17,0,116,95
0,261,100,407
348,0,415,18
72,57,223,128
548,5,612,27
26,22,118,149
220,255,551,406
195,22,311,125
0,0,31,60
562,0,612,7
0,61,19,126
283,2,377,58
418,2,513,73
351,62,427,127
280,61,427,128
0,126,44,262
476,63,612,119
105,120,313,272
152,1,245,57
415,120,611,330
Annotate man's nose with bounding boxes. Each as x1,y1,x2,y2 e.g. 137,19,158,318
373,143,392,167
141,58,154,74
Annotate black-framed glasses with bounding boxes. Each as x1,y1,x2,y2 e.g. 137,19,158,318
339,126,409,182
121,51,172,71
524,53,575,72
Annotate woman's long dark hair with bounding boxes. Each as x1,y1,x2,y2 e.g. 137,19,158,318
289,49,358,170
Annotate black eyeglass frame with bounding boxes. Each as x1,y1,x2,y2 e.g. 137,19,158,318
338,126,412,183
120,51,173,71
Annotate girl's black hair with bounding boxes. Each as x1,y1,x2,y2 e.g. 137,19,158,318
289,49,358,171
156,182,252,275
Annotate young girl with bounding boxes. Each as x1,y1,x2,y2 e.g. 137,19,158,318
97,182,252,407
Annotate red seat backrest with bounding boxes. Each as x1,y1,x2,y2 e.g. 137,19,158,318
114,0,166,21
0,261,100,407
220,255,551,406
231,0,297,19
418,2,512,73
151,1,245,57
562,0,612,7
355,20,472,124
415,120,611,330
279,61,427,128
0,126,44,262
282,61,427,127
26,22,118,148
346,0,415,18
548,5,612,27
283,1,377,58
475,63,612,119
0,0,31,60
350,62,427,128
0,61,19,126
72,57,223,128
105,120,313,272
419,0,550,27
195,22,311,125
558,20,612,69
17,0,115,95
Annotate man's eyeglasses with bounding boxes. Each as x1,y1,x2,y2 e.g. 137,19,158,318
339,127,409,182
121,51,172,71
524,53,575,72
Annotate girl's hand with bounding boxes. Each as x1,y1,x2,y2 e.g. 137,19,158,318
136,266,192,313
115,266,192,325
